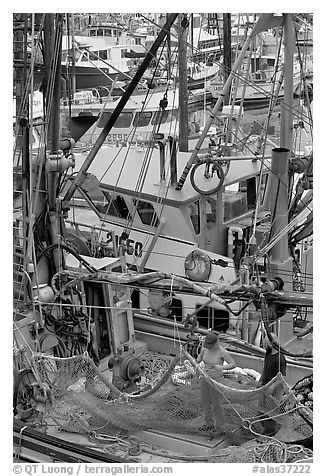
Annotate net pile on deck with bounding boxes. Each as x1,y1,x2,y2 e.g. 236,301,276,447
32,347,312,444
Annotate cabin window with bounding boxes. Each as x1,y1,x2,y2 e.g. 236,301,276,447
135,38,141,45
259,173,269,206
89,51,98,61
135,200,159,227
89,29,96,36
98,112,112,128
97,112,133,128
206,197,217,225
133,112,152,127
96,191,130,220
97,29,104,36
115,112,133,128
188,200,200,235
151,109,170,125
121,49,128,58
99,50,108,60
112,195,130,219
246,177,257,209
81,52,89,62
223,177,258,222
195,305,229,332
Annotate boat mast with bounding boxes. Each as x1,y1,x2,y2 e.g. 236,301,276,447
280,14,295,150
166,13,171,82
43,14,67,272
178,14,189,152
265,14,298,344
223,13,232,106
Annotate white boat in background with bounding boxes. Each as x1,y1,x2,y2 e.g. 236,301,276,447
61,28,146,91
60,86,209,148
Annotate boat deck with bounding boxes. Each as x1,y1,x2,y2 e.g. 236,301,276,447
43,421,245,463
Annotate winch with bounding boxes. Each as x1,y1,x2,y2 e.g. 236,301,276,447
108,345,145,393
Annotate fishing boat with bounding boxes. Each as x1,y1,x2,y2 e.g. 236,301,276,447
208,18,313,110
13,13,313,464
60,84,210,151
60,19,147,92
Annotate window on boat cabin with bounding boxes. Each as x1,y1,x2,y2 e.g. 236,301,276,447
121,49,128,58
195,305,229,332
89,51,98,61
81,52,89,62
99,50,108,60
259,173,269,206
97,112,133,128
205,197,217,225
134,200,159,227
188,200,200,235
135,38,141,45
151,109,170,125
223,177,257,222
133,111,152,127
96,191,130,220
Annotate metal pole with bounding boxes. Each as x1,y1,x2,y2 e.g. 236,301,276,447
70,13,76,97
48,14,63,212
280,14,295,149
63,13,179,206
223,13,232,106
178,14,189,152
269,147,290,263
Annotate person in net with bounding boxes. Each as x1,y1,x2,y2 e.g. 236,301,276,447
197,331,236,434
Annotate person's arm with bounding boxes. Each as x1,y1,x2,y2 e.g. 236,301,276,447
215,349,236,371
